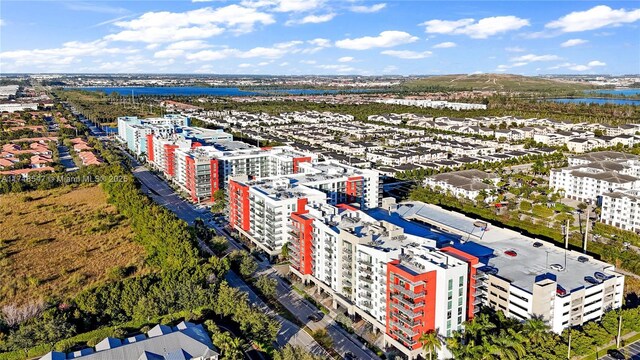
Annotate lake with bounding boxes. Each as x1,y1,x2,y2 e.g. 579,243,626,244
588,88,640,96
72,86,370,96
549,98,640,106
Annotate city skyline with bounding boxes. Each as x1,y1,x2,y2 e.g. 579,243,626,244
1,0,639,75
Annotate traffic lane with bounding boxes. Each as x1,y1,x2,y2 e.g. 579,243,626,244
226,271,329,357
272,275,378,359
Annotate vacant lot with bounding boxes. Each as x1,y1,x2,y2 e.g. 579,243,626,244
0,185,146,307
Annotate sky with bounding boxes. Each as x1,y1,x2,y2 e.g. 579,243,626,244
0,0,639,75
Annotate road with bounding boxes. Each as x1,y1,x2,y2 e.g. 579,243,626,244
260,267,380,360
80,119,380,359
57,145,78,172
120,151,329,356
127,155,378,359
600,339,640,360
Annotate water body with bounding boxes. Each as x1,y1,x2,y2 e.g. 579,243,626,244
73,86,369,96
549,98,640,106
588,88,640,96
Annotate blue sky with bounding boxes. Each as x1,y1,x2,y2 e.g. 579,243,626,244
1,1,639,75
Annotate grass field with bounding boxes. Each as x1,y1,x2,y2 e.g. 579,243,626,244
404,73,595,92
0,185,146,307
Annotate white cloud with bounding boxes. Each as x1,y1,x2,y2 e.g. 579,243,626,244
186,49,239,61
166,40,212,50
287,13,335,25
338,56,354,62
587,60,606,67
546,5,640,33
335,31,418,50
301,38,332,54
350,3,386,13
242,0,325,12
154,49,185,58
0,19,5,27
300,60,316,64
505,46,525,52
0,40,138,69
381,50,432,59
279,61,289,66
421,16,529,39
560,38,588,47
511,54,561,62
308,38,331,47
105,5,275,43
433,41,456,48
549,60,606,71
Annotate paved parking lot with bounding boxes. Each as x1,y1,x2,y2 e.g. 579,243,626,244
600,339,640,360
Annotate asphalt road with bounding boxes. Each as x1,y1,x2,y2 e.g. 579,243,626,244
129,158,378,359
122,152,329,356
260,268,381,360
57,145,78,172
600,339,640,360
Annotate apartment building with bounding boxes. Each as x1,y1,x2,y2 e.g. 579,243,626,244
170,145,318,202
601,189,640,232
287,202,469,359
228,161,381,255
550,152,640,202
424,169,500,202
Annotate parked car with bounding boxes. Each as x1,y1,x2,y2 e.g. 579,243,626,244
533,242,543,248
607,349,626,359
577,256,589,263
344,352,357,360
584,276,599,285
308,313,323,322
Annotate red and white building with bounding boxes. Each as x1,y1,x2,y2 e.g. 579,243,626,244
287,202,473,359
228,161,381,255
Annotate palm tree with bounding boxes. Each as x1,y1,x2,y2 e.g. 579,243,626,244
522,317,550,345
419,330,443,360
213,331,245,360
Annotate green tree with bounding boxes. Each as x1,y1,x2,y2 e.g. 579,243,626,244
274,344,327,360
209,236,229,256
419,330,443,360
212,331,244,360
210,189,226,213
255,275,277,298
239,254,258,278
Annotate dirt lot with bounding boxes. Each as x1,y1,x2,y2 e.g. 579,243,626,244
0,185,147,307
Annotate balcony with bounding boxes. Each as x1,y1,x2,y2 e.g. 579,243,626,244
359,266,373,275
393,284,424,299
359,292,373,300
390,320,418,337
393,315,421,328
392,294,423,310
391,330,418,347
391,302,423,319
359,275,374,284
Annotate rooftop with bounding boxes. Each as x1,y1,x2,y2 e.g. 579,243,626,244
395,201,619,293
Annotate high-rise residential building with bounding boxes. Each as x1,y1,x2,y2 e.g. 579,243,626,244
286,199,624,359
228,161,381,255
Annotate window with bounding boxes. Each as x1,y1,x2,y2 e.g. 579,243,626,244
448,279,453,291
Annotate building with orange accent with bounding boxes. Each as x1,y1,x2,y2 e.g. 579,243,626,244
227,161,381,256
286,201,470,359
